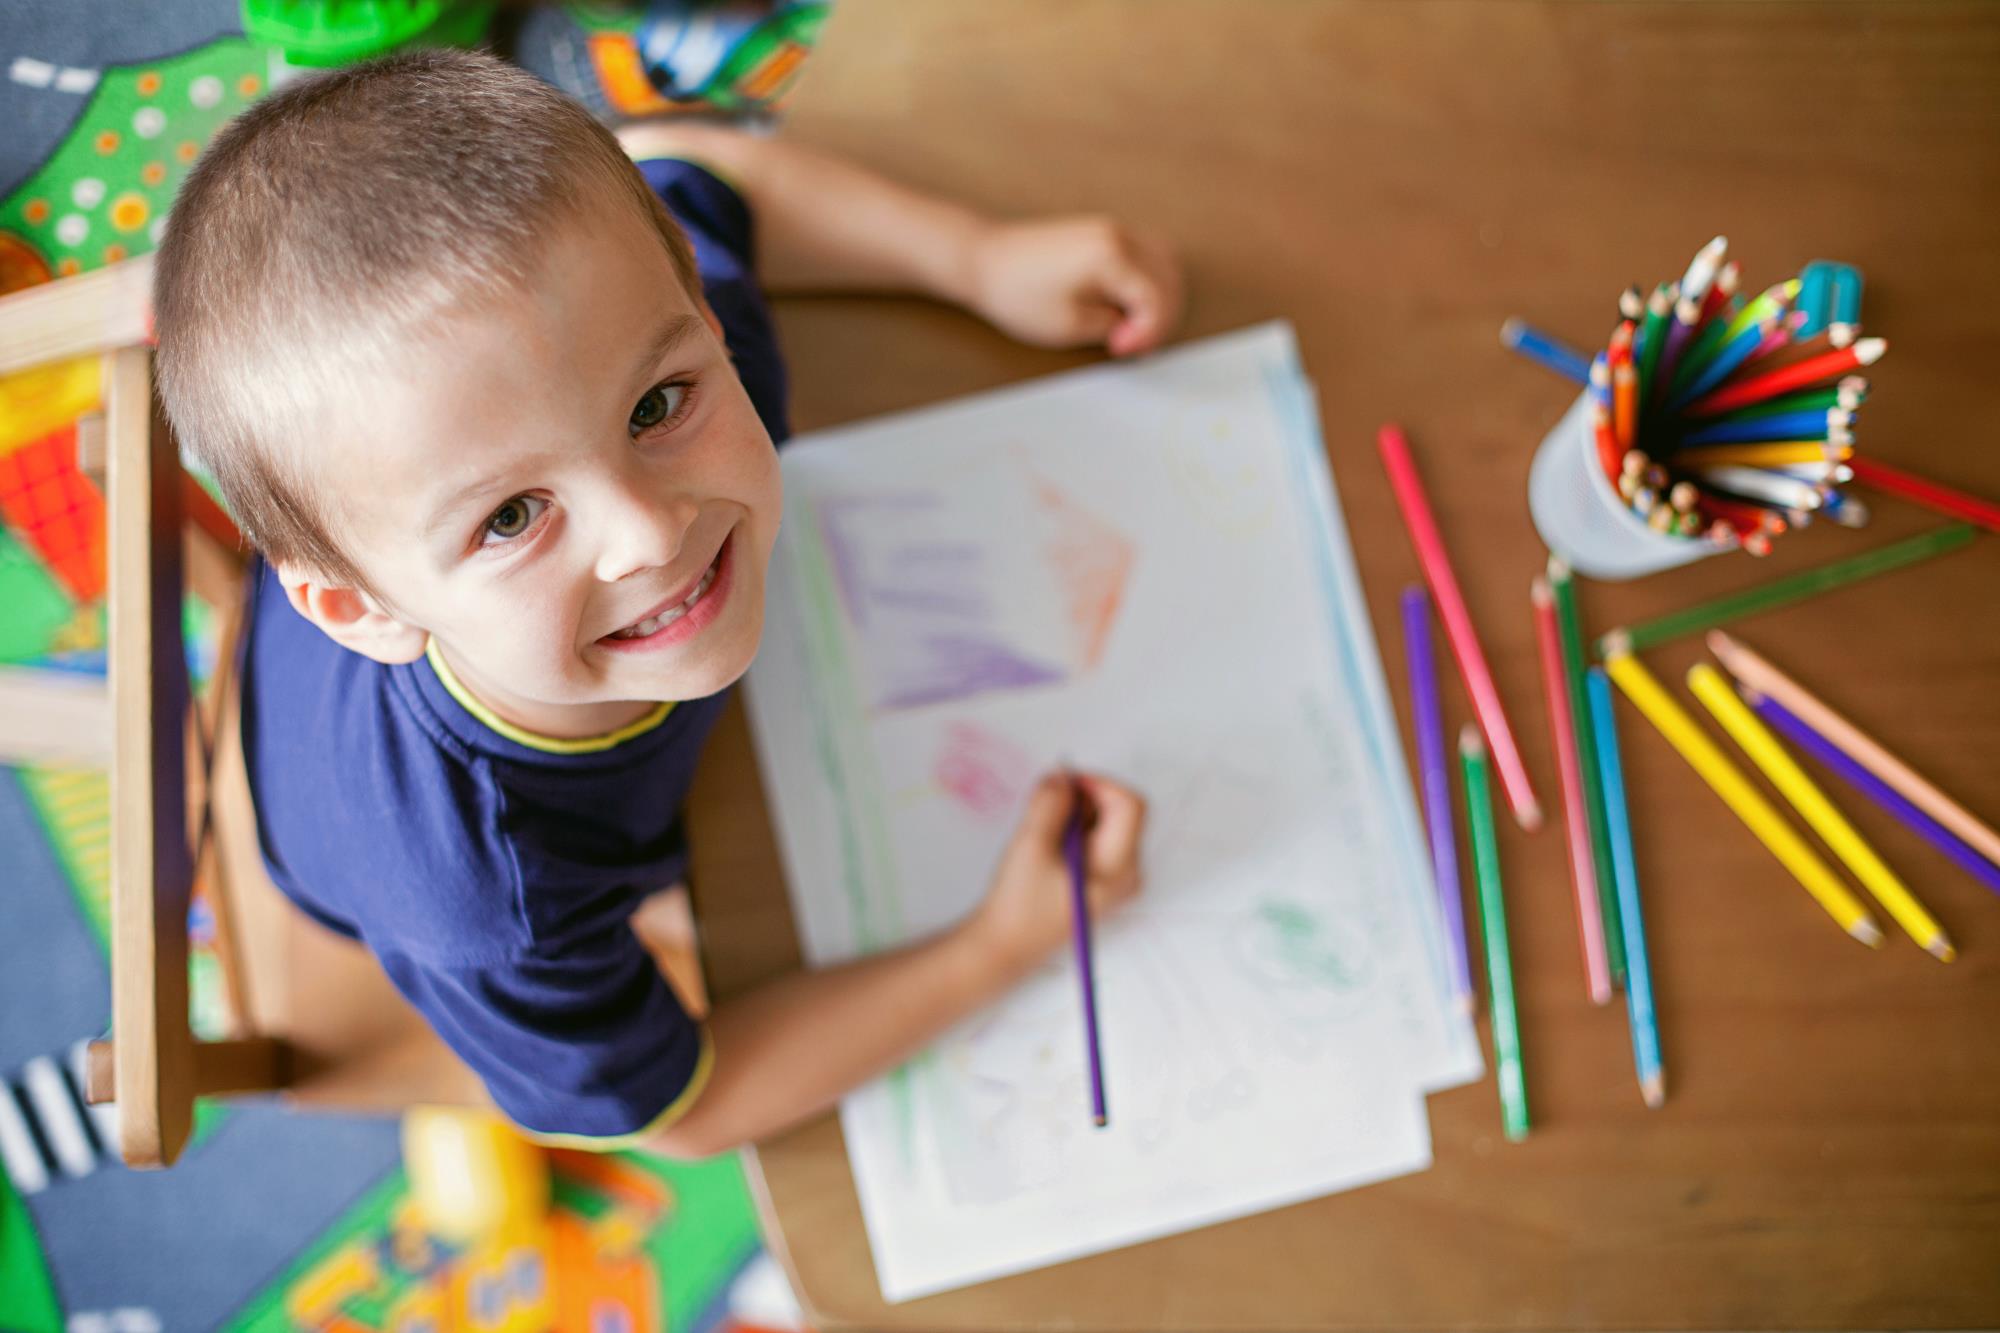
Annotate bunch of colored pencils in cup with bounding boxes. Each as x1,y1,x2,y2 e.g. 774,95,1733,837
1505,237,1883,556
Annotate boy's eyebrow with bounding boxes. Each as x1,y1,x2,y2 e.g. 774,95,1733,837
421,312,708,541
633,311,706,384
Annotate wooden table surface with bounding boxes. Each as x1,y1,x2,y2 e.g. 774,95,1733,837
683,3,2000,1327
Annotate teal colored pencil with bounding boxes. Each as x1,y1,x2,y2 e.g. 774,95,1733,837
1585,668,1665,1110
1461,725,1529,1141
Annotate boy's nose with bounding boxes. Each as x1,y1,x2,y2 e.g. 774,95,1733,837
593,479,697,585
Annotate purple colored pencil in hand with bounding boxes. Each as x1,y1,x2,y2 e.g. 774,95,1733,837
1065,780,1110,1127
1401,586,1476,1013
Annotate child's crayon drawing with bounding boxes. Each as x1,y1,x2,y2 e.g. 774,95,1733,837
931,721,1035,819
812,468,1133,714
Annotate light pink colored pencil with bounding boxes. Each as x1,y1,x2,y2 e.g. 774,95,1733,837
1378,424,1543,831
1707,631,2000,869
1532,576,1613,1004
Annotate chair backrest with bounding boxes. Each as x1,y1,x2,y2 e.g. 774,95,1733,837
1,259,287,1168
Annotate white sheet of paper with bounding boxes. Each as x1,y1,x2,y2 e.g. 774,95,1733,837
746,322,1480,1302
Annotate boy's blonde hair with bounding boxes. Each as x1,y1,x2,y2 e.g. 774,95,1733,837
154,48,702,593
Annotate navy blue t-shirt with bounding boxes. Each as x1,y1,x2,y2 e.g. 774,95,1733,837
241,159,788,1141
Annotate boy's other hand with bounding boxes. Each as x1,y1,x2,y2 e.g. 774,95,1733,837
967,217,1183,358
965,770,1146,977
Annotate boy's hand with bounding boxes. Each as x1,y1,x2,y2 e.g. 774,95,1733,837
965,770,1147,977
966,218,1184,358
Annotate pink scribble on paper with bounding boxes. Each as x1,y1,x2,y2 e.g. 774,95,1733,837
934,722,1036,819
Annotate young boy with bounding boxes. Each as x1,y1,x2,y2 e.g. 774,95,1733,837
152,49,1179,1156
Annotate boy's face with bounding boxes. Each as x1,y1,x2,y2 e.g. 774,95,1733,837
299,193,782,738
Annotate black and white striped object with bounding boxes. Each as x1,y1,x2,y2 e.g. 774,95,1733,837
0,1041,120,1194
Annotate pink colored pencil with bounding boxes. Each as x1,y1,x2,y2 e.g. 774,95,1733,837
1378,424,1544,831
1532,576,1613,1004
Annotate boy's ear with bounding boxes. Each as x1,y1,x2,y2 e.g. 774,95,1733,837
279,568,429,666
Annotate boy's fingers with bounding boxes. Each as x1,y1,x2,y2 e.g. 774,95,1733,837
1074,774,1146,871
1016,770,1080,844
1097,258,1164,354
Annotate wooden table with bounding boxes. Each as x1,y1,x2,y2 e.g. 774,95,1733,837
684,3,2000,1326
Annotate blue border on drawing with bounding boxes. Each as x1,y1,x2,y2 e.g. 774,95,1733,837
1261,349,1479,1084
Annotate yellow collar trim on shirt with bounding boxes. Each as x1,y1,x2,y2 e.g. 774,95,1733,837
519,1029,715,1152
425,639,675,755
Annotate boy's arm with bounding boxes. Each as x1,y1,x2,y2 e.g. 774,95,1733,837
641,772,1144,1158
616,122,1183,357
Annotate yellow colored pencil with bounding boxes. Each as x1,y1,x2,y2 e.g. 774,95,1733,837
1601,641,1882,947
1672,442,1854,468
1687,665,1954,961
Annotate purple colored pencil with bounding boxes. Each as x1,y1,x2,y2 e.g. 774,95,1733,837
1401,586,1475,1013
1747,690,2000,898
1065,791,1110,1126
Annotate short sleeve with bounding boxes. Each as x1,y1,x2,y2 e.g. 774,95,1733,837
634,155,790,444
379,924,710,1144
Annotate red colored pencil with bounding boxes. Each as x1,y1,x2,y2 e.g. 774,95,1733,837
1378,424,1543,831
1593,399,1621,486
1608,321,1635,371
1686,338,1886,417
1849,457,2000,533
1698,260,1740,327
1531,575,1613,1004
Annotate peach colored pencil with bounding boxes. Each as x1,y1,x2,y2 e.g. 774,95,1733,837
1707,631,2000,869
1532,576,1613,1003
1378,424,1543,831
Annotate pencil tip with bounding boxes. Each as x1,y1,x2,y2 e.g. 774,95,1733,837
1600,629,1632,659
1641,1073,1666,1109
1928,938,1957,963
1854,337,1888,363
1500,317,1524,346
1852,918,1886,948
1458,724,1485,758
1530,575,1551,606
1093,1115,1109,1128
1516,800,1543,833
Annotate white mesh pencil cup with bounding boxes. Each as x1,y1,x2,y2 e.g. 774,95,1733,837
1528,391,1718,581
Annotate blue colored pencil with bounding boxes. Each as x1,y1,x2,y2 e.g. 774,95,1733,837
1747,692,2000,898
1501,318,1592,384
1063,785,1109,1127
1671,315,1780,409
1401,586,1475,1013
1680,409,1851,446
1585,668,1664,1109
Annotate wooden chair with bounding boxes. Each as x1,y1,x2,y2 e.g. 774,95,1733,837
0,259,484,1169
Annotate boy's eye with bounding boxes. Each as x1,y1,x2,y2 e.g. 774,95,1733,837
480,494,548,547
629,382,688,436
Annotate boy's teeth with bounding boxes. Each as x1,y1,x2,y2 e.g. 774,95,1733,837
611,559,719,639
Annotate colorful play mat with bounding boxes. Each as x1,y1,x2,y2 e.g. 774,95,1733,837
0,3,826,1326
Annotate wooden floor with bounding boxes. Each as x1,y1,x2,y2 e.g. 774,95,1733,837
685,3,2000,1327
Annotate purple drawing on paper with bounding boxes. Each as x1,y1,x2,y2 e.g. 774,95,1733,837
813,477,1134,713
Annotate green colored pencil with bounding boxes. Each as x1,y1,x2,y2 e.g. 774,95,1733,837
1597,524,1979,659
1670,297,1743,395
1549,556,1625,986
1707,380,1865,424
1635,282,1674,418
1461,724,1529,1142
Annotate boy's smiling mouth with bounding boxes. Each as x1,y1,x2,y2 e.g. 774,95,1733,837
599,532,735,650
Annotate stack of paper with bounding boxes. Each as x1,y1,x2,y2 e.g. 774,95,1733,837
745,322,1482,1303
